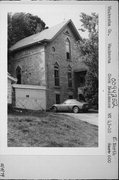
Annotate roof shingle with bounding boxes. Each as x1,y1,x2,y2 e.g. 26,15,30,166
9,19,81,52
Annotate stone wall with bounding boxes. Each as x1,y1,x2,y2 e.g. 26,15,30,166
45,25,83,108
9,45,46,86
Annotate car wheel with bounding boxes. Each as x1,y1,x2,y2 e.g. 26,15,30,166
72,106,79,113
52,106,57,112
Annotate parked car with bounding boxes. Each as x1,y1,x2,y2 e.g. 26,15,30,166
51,99,90,113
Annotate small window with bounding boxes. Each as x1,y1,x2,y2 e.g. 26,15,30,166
67,65,72,88
65,30,70,35
16,66,21,84
54,63,60,86
52,46,55,52
56,94,60,104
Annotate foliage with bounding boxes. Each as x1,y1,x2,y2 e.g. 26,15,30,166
79,13,98,108
8,12,48,48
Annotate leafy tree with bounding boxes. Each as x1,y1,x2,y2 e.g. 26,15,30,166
8,12,48,48
79,13,98,108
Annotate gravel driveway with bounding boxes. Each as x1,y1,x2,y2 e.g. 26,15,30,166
59,111,98,126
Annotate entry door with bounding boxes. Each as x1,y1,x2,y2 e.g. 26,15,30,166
74,71,86,98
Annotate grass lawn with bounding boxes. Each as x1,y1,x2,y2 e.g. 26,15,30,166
8,111,98,147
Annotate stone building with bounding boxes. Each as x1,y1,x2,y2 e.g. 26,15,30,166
9,19,87,110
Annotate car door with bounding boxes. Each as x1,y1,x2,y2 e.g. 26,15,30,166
57,103,65,111
61,100,71,111
59,102,68,111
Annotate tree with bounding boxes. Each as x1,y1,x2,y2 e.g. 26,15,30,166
8,12,48,48
79,13,98,108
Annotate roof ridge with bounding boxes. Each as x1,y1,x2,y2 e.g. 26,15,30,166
11,19,70,44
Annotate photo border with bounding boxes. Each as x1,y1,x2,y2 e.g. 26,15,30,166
0,1,116,157
0,1,118,179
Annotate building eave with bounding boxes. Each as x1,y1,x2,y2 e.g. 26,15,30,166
9,40,47,53
8,74,17,82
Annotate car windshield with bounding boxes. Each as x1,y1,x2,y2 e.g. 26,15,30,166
63,99,77,104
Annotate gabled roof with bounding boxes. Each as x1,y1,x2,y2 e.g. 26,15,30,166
9,19,81,52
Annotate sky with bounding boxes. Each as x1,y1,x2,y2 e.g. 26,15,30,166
9,3,100,38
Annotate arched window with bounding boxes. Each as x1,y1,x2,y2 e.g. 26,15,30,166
16,66,21,84
65,38,71,60
52,46,55,52
54,62,60,86
67,65,72,87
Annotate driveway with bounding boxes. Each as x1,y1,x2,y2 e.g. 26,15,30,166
59,110,98,126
